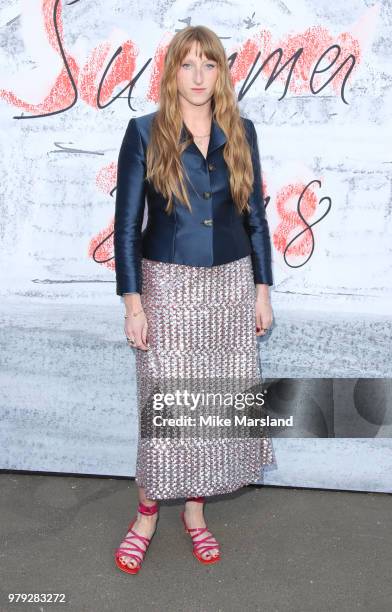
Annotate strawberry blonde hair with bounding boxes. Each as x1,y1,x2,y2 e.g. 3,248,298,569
145,25,254,216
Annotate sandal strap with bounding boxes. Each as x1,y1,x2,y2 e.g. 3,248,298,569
194,543,220,553
138,501,159,515
123,536,148,550
126,528,151,544
116,545,144,557
192,534,219,546
116,508,158,567
116,526,152,561
118,537,147,553
193,537,220,552
187,526,209,534
116,533,149,560
189,529,220,553
116,548,144,564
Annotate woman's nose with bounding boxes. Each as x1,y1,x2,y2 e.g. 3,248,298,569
192,69,203,83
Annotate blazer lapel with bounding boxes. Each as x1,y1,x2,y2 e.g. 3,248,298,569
180,117,227,157
208,118,227,155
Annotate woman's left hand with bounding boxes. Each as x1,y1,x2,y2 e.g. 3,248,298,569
255,299,273,336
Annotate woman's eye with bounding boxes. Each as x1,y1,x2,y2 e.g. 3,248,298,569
181,63,216,68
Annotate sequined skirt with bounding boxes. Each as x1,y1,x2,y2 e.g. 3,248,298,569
134,255,277,500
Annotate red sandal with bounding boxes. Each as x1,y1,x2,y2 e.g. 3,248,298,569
114,501,159,575
181,496,221,565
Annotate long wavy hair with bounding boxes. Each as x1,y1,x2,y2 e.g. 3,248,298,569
145,25,254,216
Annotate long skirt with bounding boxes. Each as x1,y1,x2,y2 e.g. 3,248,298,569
134,255,277,500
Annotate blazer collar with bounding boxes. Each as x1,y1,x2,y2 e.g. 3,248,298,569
180,116,227,156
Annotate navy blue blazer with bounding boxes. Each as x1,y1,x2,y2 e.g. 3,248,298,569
114,111,273,295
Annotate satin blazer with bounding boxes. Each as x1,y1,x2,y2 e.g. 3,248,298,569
114,111,273,295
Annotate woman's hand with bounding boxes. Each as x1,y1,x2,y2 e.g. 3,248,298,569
123,294,149,351
124,310,149,350
255,299,273,337
254,283,273,336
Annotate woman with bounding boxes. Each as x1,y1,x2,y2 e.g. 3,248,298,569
113,25,276,574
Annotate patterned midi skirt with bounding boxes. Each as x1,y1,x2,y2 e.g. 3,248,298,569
134,255,277,500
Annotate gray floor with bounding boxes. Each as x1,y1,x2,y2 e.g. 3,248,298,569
0,473,391,612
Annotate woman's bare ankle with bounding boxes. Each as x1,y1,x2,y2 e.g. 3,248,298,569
185,500,204,511
137,511,158,522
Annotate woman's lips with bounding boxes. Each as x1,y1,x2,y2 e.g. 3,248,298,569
191,88,206,91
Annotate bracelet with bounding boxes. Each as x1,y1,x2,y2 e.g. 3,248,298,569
124,309,144,318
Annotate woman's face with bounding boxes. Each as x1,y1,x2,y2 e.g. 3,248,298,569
176,41,218,108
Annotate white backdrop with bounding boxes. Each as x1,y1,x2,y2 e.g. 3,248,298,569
1,0,391,492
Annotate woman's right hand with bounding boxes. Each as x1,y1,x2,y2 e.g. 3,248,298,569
124,310,149,350
123,294,149,350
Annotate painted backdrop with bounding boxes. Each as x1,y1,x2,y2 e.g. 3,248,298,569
1,0,391,492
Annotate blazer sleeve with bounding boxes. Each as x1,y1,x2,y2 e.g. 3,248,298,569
243,120,274,286
114,118,146,296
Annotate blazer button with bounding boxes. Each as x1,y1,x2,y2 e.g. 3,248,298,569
208,163,215,171
202,219,213,226
203,191,211,199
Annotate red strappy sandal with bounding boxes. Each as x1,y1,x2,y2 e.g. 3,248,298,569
181,496,221,565
114,501,159,575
